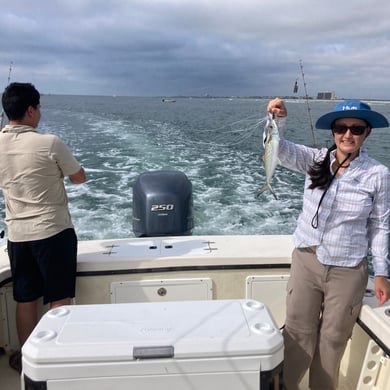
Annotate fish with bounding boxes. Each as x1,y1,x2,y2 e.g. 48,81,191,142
256,112,280,200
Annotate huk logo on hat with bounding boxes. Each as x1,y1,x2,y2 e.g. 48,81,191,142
341,104,358,111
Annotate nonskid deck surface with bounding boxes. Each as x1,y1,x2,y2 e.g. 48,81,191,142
1,350,21,390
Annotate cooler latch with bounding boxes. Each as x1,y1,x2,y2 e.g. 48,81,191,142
133,345,174,359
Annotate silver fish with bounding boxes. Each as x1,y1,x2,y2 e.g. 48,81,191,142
256,112,280,200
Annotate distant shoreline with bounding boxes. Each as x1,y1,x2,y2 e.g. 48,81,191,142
40,94,390,103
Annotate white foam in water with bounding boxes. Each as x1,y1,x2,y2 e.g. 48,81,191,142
2,96,390,248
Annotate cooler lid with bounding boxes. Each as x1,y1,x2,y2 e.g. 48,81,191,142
22,299,283,364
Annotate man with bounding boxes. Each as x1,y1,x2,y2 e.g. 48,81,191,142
0,82,86,372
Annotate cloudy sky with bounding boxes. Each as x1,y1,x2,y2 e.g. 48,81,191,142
1,0,390,99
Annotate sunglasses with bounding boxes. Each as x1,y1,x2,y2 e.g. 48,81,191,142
332,124,367,135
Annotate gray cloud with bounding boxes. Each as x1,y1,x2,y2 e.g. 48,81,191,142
1,0,389,99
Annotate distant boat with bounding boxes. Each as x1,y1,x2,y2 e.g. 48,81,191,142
162,98,176,103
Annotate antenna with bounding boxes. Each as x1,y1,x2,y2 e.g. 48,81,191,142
0,61,13,129
6,61,13,84
299,60,316,147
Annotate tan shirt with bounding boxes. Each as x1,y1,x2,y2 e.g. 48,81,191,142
0,125,82,241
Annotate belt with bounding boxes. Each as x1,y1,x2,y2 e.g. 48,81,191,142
299,246,317,253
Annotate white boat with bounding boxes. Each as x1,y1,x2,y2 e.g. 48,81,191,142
1,235,390,389
0,171,389,389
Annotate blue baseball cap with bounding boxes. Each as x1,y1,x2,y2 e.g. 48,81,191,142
315,100,389,129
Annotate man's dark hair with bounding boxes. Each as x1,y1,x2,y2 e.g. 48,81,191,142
2,82,40,120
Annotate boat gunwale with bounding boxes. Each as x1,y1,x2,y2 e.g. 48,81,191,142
356,317,390,356
75,262,292,277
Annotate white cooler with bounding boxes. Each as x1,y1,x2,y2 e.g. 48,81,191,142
22,299,283,389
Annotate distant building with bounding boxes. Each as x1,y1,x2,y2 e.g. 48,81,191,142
317,91,336,100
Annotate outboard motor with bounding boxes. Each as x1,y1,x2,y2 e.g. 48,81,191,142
132,170,194,237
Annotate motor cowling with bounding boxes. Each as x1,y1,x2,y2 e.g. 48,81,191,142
132,170,194,237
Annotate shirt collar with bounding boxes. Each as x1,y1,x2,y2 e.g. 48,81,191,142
1,124,37,134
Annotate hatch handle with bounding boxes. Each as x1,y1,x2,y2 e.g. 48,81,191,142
133,345,174,359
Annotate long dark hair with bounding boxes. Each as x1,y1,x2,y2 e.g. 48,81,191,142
309,144,351,228
308,144,336,190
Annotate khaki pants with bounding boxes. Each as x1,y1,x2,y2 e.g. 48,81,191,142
283,248,368,390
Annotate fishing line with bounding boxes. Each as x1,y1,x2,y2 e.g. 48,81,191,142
0,61,13,129
185,116,267,148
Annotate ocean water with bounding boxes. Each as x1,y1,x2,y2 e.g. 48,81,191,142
2,96,390,243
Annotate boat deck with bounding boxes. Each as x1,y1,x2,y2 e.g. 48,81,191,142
1,351,21,390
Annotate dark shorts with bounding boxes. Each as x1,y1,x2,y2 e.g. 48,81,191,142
8,228,78,304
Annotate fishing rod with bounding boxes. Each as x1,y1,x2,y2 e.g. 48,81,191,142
299,59,316,147
0,61,13,129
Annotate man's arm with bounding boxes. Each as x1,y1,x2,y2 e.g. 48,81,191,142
69,167,86,184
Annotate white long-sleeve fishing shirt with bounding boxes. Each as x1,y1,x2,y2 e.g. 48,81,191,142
276,118,390,276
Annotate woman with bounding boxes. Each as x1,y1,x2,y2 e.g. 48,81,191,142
267,98,390,390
